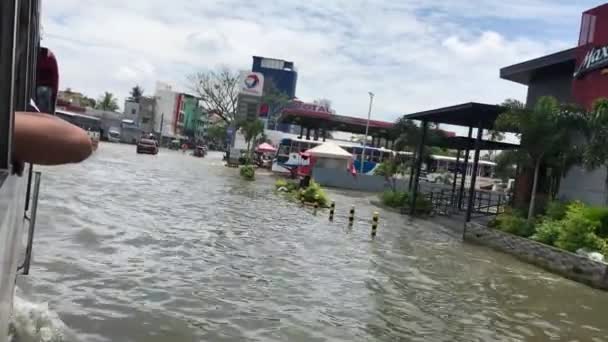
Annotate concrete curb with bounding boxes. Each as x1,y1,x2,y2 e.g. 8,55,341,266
464,222,608,290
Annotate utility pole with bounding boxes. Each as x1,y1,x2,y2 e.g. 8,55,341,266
360,92,374,174
159,113,164,145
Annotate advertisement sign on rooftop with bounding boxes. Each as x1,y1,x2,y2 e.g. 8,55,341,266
239,71,264,97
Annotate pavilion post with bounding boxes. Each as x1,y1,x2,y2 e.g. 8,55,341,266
306,127,310,140
465,124,484,223
408,151,415,191
458,126,473,210
313,128,319,141
322,127,326,142
298,126,303,139
410,120,428,215
451,149,462,207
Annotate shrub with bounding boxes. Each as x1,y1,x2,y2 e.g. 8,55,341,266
532,219,563,245
414,196,432,215
581,206,608,238
381,191,409,208
554,202,607,253
240,165,255,180
276,179,300,192
545,200,568,221
297,181,329,207
495,210,535,237
275,178,288,189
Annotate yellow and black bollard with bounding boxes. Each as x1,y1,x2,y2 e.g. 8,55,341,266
348,205,355,227
371,211,379,238
314,195,319,215
329,201,335,221
300,190,305,205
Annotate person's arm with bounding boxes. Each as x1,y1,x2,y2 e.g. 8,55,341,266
14,111,93,165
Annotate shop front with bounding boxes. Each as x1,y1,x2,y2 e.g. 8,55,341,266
501,3,608,205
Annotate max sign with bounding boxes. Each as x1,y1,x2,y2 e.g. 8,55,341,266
574,44,608,78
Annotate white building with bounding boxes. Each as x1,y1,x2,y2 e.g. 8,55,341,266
153,81,180,139
124,100,140,123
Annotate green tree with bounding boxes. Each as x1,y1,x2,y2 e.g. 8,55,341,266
262,81,291,130
95,92,119,111
494,150,521,182
495,97,580,221
207,123,228,146
238,118,265,162
130,85,144,103
82,96,96,108
583,98,608,203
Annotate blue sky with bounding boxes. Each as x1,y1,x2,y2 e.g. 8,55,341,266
42,0,602,124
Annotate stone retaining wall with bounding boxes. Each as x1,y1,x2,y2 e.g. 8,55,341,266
464,222,608,290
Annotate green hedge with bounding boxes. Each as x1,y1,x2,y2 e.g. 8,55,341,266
275,178,298,192
496,201,608,257
240,165,255,180
381,190,410,208
275,179,330,207
296,181,329,207
380,190,432,215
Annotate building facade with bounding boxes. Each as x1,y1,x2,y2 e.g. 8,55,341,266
124,99,140,124
252,56,297,98
252,56,298,132
501,3,608,205
138,96,156,133
153,82,180,139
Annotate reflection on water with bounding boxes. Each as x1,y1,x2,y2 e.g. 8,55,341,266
11,142,608,341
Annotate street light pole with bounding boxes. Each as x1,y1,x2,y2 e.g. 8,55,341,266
360,92,374,174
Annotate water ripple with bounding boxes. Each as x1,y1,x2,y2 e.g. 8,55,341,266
11,143,608,342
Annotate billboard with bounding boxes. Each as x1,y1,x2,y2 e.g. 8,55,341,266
239,71,264,97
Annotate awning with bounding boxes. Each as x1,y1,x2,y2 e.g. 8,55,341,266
256,142,277,153
435,136,519,151
305,141,353,160
402,102,506,130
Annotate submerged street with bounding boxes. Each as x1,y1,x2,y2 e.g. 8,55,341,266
14,142,608,341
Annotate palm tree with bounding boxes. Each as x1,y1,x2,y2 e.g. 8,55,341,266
583,98,608,204
239,118,265,163
95,92,119,111
130,85,144,103
495,96,581,221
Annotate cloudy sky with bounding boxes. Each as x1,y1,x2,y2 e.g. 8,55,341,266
42,0,600,123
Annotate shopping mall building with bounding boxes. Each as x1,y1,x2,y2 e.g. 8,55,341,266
501,3,608,204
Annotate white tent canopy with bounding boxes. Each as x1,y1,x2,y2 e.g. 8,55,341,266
305,141,353,160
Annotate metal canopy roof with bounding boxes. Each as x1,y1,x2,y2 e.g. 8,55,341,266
402,102,505,130
500,47,576,85
436,136,519,151
279,108,394,136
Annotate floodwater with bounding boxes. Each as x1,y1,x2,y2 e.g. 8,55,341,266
10,142,608,341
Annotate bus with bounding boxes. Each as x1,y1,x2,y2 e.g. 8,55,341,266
271,134,394,175
55,110,101,150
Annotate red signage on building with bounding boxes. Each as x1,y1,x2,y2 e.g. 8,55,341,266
573,4,608,109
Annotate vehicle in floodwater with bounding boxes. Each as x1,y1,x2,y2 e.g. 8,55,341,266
0,1,51,340
136,139,159,155
192,145,207,158
107,127,121,143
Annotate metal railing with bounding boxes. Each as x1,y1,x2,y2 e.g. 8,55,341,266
422,187,507,218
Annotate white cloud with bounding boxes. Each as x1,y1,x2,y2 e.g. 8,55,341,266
41,0,596,123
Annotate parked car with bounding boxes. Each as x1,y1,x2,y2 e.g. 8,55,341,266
137,138,159,155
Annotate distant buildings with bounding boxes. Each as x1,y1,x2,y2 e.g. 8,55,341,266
152,82,207,142
252,56,297,98
251,56,299,132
